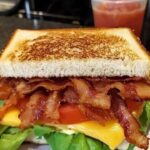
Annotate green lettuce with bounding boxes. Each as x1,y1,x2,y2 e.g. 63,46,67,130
33,125,110,150
5,127,21,134
127,144,135,150
45,132,73,150
0,125,8,135
33,125,54,137
0,124,110,150
44,132,110,150
139,101,150,132
68,134,89,150
0,127,31,150
0,100,5,108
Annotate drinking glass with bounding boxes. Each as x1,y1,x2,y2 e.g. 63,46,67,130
91,0,147,36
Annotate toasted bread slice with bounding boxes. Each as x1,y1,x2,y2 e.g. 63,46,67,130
0,28,150,78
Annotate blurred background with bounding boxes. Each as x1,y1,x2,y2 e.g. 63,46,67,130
0,0,150,50
0,0,93,25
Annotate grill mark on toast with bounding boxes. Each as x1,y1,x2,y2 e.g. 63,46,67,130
6,31,139,61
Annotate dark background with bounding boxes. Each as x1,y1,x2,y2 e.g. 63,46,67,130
31,0,93,25
18,0,94,26
0,0,150,50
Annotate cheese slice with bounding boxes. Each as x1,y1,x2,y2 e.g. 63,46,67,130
68,121,124,150
1,108,21,127
0,108,125,149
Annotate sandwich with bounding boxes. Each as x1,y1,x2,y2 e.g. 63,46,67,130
0,28,150,150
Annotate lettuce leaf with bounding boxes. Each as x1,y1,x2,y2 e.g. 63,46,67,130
68,134,89,150
5,127,21,134
33,125,111,150
0,100,5,108
45,132,73,150
86,137,103,150
33,125,110,150
0,128,31,150
127,144,135,150
0,124,110,150
139,101,150,132
43,130,110,150
0,125,8,135
33,125,54,137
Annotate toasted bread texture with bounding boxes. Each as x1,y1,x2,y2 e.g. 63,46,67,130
0,28,150,78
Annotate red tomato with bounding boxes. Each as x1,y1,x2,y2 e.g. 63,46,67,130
59,104,88,124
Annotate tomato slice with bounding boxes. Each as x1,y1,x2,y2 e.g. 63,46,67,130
59,104,88,124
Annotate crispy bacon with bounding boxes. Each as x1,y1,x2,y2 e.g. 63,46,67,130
20,91,47,128
108,88,148,150
93,81,150,102
0,78,12,99
134,82,150,100
44,91,60,122
19,91,60,128
16,80,71,95
80,105,115,125
16,80,27,96
0,93,18,118
124,83,141,102
71,78,111,109
62,87,79,103
15,78,150,109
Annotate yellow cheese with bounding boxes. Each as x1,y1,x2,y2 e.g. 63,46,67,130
0,109,124,149
68,121,124,150
1,108,21,127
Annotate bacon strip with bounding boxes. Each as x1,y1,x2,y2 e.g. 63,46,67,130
62,87,79,103
16,78,150,108
80,105,115,125
93,81,150,101
134,82,150,100
0,78,12,99
20,91,60,128
20,91,47,128
108,88,148,150
71,78,111,109
44,91,60,122
16,81,71,95
0,93,18,118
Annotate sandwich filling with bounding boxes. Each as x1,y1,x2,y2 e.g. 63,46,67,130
0,77,149,149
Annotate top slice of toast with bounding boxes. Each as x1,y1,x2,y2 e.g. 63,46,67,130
0,28,150,78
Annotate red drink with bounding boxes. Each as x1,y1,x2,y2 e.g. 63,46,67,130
92,0,147,36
